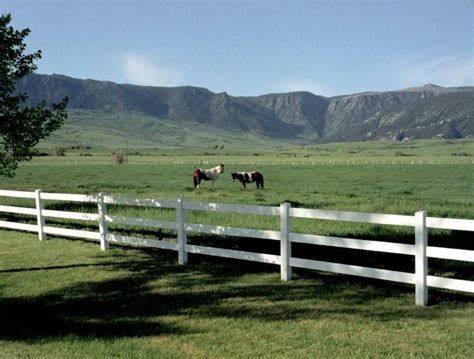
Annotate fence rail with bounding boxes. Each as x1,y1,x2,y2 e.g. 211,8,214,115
0,188,473,306
22,159,474,167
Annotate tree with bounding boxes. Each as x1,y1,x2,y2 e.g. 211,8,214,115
0,13,68,177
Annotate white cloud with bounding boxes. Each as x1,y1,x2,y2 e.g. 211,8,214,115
122,54,182,87
401,54,473,87
274,79,333,96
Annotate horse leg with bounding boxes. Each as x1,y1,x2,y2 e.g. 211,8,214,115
194,174,200,189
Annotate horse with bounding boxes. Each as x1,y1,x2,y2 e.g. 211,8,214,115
231,171,264,189
193,164,224,189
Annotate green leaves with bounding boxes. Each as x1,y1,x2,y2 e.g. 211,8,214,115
0,13,67,177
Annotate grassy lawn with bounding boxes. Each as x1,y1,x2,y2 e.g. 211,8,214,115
1,144,474,218
1,230,473,358
0,140,473,357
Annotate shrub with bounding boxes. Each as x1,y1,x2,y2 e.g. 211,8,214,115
55,147,66,156
33,152,49,157
112,151,125,164
395,151,415,157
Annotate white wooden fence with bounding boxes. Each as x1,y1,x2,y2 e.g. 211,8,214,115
0,189,473,306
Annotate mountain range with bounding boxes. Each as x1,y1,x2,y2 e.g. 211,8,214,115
17,74,474,147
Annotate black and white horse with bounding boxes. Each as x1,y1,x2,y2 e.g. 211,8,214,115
231,171,264,189
193,164,224,189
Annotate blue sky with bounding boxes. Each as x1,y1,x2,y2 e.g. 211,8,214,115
2,0,473,96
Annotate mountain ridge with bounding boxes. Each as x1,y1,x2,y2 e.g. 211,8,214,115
17,74,474,145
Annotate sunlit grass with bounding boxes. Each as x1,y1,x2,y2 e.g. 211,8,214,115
0,140,473,356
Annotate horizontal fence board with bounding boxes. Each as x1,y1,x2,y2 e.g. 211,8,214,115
43,226,101,240
0,205,37,216
291,233,415,255
106,215,177,230
0,190,36,199
290,208,415,227
427,246,474,262
1,188,473,302
107,233,178,251
186,244,281,265
290,257,415,284
104,196,176,208
41,192,98,202
427,276,474,293
0,220,38,232
42,209,100,221
185,223,280,240
427,217,474,231
185,201,280,216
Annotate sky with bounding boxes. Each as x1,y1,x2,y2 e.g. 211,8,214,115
2,0,473,97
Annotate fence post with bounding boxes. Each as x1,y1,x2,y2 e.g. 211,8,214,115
97,193,109,251
280,202,292,281
177,196,188,265
35,189,46,241
415,210,428,306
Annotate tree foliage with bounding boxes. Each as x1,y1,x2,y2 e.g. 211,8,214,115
0,13,68,176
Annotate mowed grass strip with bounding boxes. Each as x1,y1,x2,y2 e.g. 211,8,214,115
1,230,473,358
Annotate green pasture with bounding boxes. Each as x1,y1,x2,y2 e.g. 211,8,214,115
0,139,473,357
36,137,474,159
1,231,473,358
3,140,473,219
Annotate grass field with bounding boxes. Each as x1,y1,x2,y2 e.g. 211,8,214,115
0,139,473,357
1,231,473,358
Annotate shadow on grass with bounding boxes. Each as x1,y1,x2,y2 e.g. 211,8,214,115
0,262,121,274
1,247,472,342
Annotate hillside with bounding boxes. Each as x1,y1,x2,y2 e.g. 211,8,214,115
16,74,474,148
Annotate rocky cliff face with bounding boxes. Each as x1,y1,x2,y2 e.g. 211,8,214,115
254,92,328,138
17,74,474,142
323,86,474,141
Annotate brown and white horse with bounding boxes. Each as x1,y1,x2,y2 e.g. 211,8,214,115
193,164,224,189
231,171,264,189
